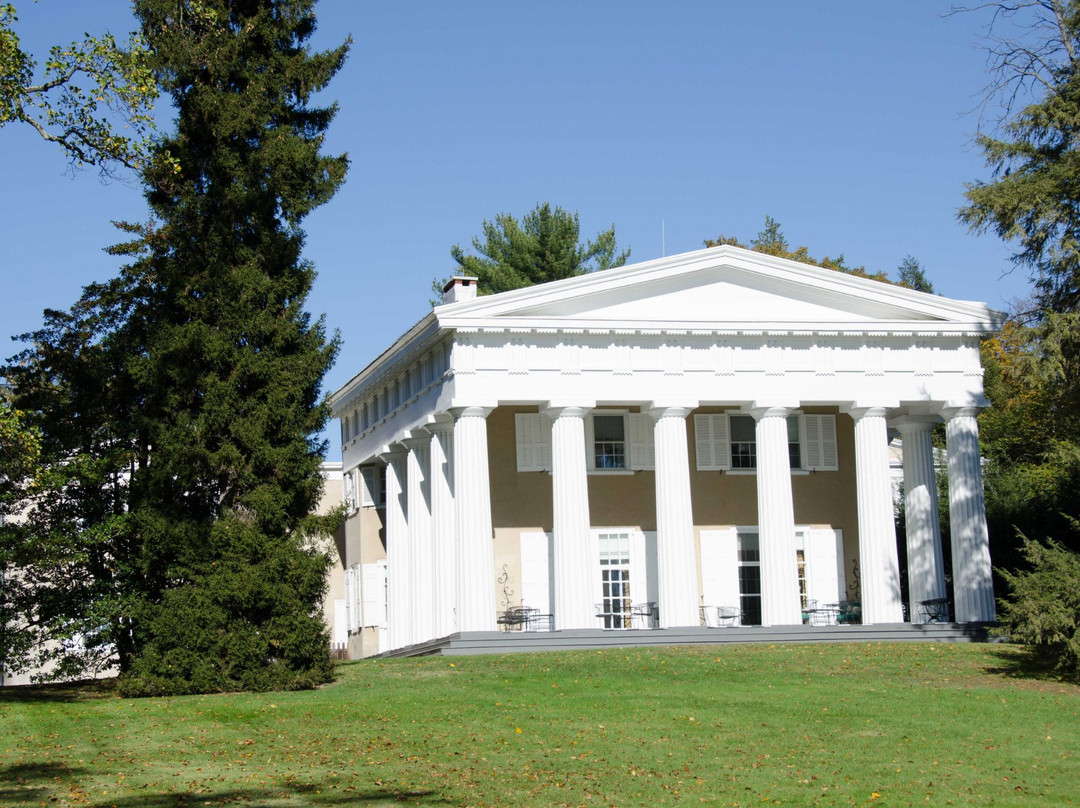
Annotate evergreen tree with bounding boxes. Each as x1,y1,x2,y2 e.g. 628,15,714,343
955,1,1080,579
897,255,934,294
116,0,348,696
958,0,1080,312
4,0,348,694
437,202,629,297
704,217,900,285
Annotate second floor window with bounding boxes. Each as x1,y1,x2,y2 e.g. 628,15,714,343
593,414,626,469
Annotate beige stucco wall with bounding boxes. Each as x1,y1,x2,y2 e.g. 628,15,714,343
343,501,387,659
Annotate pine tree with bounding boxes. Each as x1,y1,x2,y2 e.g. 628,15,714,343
111,0,350,695
438,203,629,297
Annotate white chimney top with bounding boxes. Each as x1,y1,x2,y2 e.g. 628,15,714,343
442,276,479,304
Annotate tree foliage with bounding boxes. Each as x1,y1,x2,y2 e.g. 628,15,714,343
0,2,157,172
995,533,1080,674
438,202,630,297
953,4,1080,622
958,0,1080,312
705,216,935,291
979,316,1080,573
3,0,347,694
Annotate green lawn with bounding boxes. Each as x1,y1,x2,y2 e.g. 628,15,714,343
1,642,1077,806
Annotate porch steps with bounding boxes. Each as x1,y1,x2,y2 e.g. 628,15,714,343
377,622,1001,658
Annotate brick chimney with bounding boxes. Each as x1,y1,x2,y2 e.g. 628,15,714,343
442,276,479,304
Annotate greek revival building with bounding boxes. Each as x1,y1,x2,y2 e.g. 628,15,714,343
330,246,1003,656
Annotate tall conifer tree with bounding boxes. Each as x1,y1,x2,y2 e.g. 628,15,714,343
111,0,349,695
4,0,348,693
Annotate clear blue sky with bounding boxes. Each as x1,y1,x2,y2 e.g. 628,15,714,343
2,1,1027,421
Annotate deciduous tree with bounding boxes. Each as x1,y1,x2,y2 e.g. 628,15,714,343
0,2,156,172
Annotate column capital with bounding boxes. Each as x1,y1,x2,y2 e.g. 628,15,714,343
376,443,408,462
646,401,697,421
542,400,595,420
842,400,898,421
448,403,495,420
749,399,798,421
422,413,456,435
889,414,942,433
940,398,991,421
402,429,431,450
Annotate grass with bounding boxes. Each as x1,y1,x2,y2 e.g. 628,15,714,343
1,642,1078,807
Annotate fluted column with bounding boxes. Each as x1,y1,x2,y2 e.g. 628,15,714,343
892,416,946,622
404,432,433,644
543,402,595,630
648,403,700,628
944,405,995,622
849,406,904,624
427,418,457,638
451,405,496,632
381,448,411,650
752,404,803,626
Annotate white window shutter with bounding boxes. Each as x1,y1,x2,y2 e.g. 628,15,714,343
515,413,552,472
360,467,375,507
344,567,356,632
342,470,357,513
584,413,596,471
628,413,655,470
694,414,731,471
643,530,660,605
700,528,741,625
362,562,386,628
539,413,552,470
804,415,838,471
519,531,553,615
806,528,844,606
356,566,365,631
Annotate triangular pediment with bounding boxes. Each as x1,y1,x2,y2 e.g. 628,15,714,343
436,246,1001,333
510,265,935,323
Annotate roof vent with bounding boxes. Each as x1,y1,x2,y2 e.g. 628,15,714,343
442,276,478,304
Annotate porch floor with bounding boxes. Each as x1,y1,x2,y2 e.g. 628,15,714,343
376,621,1001,658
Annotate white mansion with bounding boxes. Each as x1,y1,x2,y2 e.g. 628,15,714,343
330,245,1003,656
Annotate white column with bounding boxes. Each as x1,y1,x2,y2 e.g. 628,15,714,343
543,403,595,630
381,448,411,649
893,416,947,622
404,432,433,644
849,405,904,624
648,403,700,628
944,405,996,622
752,403,803,626
427,418,457,638
451,405,496,632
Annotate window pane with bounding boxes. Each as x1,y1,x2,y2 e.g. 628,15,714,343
738,532,760,562
593,415,625,441
739,565,761,595
730,415,755,442
787,415,800,441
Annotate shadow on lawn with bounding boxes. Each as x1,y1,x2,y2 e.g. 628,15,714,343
983,644,1080,685
1,761,456,807
0,761,90,806
83,783,455,807
0,677,115,703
